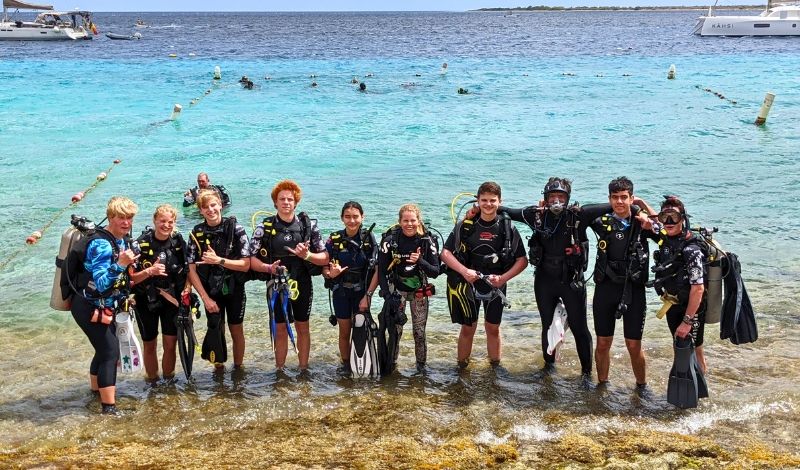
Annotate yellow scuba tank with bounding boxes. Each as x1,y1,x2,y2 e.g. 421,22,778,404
50,225,84,311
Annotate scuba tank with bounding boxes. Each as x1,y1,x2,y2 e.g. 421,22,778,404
703,231,726,324
50,216,96,311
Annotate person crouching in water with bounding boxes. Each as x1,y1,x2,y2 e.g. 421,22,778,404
249,180,329,371
129,204,190,384
187,190,251,369
322,201,379,371
651,196,707,372
70,196,139,414
441,182,527,368
377,204,441,372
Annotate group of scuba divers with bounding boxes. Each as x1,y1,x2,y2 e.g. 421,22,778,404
57,173,757,414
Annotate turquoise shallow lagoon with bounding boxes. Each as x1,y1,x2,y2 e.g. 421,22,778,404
0,11,798,467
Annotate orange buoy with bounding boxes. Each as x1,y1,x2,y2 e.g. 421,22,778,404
26,236,38,245
71,192,84,203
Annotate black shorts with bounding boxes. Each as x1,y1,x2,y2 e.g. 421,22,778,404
666,302,706,346
446,272,506,326
592,281,647,340
332,286,363,320
133,294,178,341
207,285,247,326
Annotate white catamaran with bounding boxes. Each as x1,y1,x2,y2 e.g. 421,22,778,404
694,0,800,36
0,0,96,40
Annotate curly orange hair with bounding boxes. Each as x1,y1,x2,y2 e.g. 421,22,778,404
271,179,302,205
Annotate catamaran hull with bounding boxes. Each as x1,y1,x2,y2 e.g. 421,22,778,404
695,16,800,36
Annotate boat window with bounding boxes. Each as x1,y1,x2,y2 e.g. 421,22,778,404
754,23,771,27
780,11,787,19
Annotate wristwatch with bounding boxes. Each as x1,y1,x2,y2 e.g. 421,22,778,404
218,258,226,266
682,314,693,325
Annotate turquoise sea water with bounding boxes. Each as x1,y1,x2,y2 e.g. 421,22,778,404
1,11,799,466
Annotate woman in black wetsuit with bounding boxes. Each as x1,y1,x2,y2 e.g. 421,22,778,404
377,203,440,372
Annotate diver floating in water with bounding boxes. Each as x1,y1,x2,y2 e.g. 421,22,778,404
184,173,231,208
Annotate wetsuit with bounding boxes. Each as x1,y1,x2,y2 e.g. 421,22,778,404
443,216,525,325
183,184,231,208
249,214,325,322
325,228,377,320
502,204,609,374
590,212,659,341
132,230,188,341
377,228,440,366
653,233,707,345
71,235,130,389
187,217,250,327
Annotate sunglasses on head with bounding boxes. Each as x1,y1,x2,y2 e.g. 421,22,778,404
658,211,682,225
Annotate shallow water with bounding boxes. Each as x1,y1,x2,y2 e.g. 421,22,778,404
1,10,799,468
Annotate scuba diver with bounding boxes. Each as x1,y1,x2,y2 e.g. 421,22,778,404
128,204,190,384
249,180,329,371
377,203,440,373
494,177,612,381
183,172,231,208
650,195,710,408
441,182,527,368
589,177,660,390
64,196,140,414
322,201,379,374
650,196,708,371
187,190,251,369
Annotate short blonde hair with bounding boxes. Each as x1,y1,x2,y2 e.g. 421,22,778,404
196,189,222,209
153,204,178,222
106,196,138,219
398,203,426,236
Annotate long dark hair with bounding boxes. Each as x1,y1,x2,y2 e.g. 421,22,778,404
341,201,364,218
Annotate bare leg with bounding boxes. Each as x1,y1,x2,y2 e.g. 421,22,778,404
142,339,159,380
485,322,502,363
695,345,707,374
228,323,245,367
337,318,352,364
457,323,477,363
625,338,646,385
296,320,311,370
275,327,288,369
162,334,177,377
595,336,613,382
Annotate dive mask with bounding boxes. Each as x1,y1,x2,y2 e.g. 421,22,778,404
657,211,682,225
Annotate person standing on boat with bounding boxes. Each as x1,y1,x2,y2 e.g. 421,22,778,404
249,180,329,371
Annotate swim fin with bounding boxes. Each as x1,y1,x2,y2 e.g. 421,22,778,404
201,312,227,365
116,310,143,373
667,336,700,409
350,311,380,377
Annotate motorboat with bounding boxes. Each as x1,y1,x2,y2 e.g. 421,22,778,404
694,0,800,36
0,0,96,40
134,18,147,28
106,31,141,40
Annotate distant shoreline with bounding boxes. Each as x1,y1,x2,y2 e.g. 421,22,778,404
473,5,762,12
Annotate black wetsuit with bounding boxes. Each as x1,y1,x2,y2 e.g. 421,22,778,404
132,231,188,341
249,214,325,323
377,228,440,366
187,217,250,327
590,212,659,341
653,233,707,346
325,228,377,320
503,204,608,374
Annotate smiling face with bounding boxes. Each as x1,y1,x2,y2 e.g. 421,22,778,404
153,212,176,241
199,199,222,226
399,210,420,237
609,190,633,218
341,207,363,236
477,192,500,220
274,189,297,220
